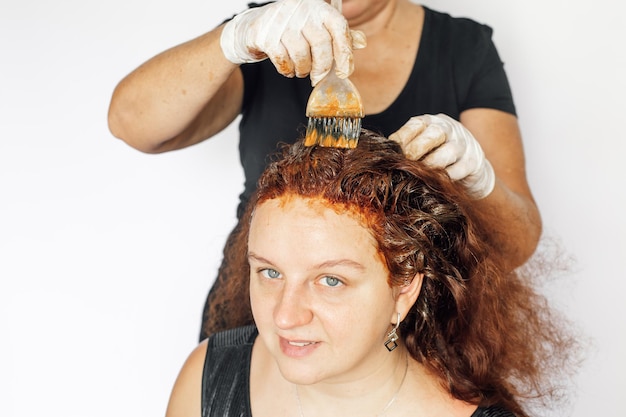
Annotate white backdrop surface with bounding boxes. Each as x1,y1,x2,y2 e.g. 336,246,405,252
1,1,624,416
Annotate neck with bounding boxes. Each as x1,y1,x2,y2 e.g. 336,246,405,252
295,348,409,416
346,0,401,37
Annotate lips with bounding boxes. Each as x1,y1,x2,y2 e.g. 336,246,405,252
279,336,320,357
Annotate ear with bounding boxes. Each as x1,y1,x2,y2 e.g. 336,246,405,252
392,273,424,322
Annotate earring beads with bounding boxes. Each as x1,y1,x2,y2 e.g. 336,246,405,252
384,312,401,352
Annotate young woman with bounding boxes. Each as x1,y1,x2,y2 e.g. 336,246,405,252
166,132,575,417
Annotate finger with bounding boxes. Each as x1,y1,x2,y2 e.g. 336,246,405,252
350,30,367,50
306,26,334,85
266,41,296,78
446,159,473,181
422,141,462,170
332,33,354,78
281,28,313,78
445,145,482,180
394,123,448,161
389,117,427,145
408,124,448,160
390,118,440,160
323,16,353,77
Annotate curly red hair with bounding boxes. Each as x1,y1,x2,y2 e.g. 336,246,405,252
204,131,579,416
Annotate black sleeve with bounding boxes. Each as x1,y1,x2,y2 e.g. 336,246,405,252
221,2,274,24
455,23,517,115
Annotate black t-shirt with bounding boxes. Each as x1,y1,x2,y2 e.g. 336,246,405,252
236,5,516,216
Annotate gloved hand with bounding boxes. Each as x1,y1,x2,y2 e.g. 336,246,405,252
389,114,496,199
220,0,366,86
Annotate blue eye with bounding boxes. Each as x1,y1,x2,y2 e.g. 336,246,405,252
321,276,342,287
261,268,281,279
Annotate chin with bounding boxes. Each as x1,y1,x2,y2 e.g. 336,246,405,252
276,361,324,386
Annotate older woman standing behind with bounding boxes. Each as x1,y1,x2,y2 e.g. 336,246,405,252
165,132,577,417
108,0,541,338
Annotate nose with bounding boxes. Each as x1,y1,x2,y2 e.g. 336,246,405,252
273,283,314,330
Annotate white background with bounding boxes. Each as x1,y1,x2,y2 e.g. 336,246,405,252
1,0,624,416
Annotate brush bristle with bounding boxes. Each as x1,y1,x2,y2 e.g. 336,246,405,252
304,117,362,149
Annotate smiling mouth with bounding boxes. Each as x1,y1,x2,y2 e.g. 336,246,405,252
279,337,319,357
288,341,316,347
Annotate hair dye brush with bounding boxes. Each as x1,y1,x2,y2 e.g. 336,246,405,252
304,0,364,149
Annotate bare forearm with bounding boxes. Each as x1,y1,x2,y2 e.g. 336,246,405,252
455,109,541,269
473,178,542,270
108,25,240,153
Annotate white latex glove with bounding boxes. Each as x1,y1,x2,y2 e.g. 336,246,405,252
389,114,496,199
220,0,366,86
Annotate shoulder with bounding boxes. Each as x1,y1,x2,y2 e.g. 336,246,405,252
165,340,209,417
420,6,514,112
207,324,258,350
165,326,257,417
423,6,494,40
422,5,496,59
202,326,257,415
204,325,257,379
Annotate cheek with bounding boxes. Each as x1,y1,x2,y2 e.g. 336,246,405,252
249,280,283,330
317,300,388,342
249,279,273,324
339,296,395,340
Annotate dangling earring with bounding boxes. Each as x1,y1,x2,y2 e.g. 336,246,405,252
384,312,401,352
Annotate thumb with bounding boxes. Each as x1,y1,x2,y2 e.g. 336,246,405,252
350,30,367,49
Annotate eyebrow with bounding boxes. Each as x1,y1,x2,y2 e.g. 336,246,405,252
247,252,271,264
315,259,366,271
248,251,366,271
